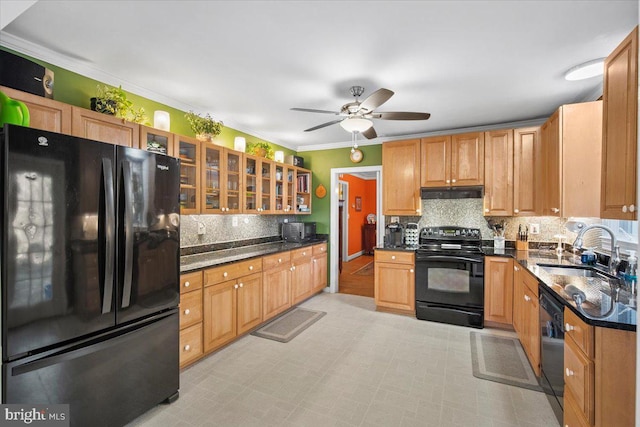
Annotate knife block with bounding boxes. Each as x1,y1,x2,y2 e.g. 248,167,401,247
515,240,529,251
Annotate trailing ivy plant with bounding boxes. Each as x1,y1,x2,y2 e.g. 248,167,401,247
93,85,147,124
185,111,223,138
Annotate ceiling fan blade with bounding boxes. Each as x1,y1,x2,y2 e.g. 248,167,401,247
362,127,377,139
371,112,431,120
291,107,340,115
304,119,344,132
359,88,394,112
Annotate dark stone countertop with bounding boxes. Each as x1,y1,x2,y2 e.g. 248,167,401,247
485,248,636,332
180,238,328,273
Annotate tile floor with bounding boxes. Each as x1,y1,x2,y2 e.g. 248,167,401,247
128,293,560,427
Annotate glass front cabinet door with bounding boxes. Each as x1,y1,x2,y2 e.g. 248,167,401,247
224,150,242,214
202,144,222,213
260,159,274,213
176,136,200,214
140,125,174,156
243,155,259,213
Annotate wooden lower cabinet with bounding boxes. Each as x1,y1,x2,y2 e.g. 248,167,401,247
263,252,292,321
513,265,540,376
179,271,203,368
374,250,415,314
312,243,328,293
291,247,313,305
203,272,262,353
564,387,592,427
484,256,513,327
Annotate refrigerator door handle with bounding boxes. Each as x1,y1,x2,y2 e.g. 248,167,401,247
102,158,115,314
121,160,134,308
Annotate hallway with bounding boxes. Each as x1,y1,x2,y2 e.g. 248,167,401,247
338,255,374,298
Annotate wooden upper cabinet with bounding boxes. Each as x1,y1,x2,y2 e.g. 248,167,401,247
140,125,175,156
541,110,561,216
1,85,71,134
421,132,483,188
451,132,484,186
601,26,638,220
420,135,450,187
71,106,139,147
483,129,513,216
513,127,541,216
541,101,602,218
383,139,421,215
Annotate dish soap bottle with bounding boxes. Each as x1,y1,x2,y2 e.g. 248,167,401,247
625,250,637,299
581,248,597,266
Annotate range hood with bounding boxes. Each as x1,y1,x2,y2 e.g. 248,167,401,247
420,186,484,199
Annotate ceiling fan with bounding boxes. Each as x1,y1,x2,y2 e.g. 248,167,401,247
291,86,431,139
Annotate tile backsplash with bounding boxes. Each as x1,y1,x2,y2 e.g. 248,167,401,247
180,214,297,248
394,198,601,246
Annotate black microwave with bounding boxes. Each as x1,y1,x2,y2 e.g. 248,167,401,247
282,222,316,242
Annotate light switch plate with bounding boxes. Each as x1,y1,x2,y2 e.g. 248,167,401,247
529,223,540,234
232,217,238,227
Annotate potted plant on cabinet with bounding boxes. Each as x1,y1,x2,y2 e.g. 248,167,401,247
91,85,147,124
185,111,223,142
246,141,274,159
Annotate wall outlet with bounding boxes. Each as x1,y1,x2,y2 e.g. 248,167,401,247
284,218,288,223
529,223,540,234
232,217,238,227
390,216,400,223
197,222,206,235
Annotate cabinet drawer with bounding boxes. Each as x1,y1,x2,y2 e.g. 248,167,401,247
564,337,594,424
263,251,291,270
564,387,591,427
374,250,414,264
180,289,203,329
291,247,312,262
564,308,594,358
312,243,327,255
179,323,203,367
204,258,263,285
180,271,203,294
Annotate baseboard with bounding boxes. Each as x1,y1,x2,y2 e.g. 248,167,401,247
346,251,364,261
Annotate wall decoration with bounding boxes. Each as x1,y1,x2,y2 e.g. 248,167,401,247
355,196,362,212
315,184,327,198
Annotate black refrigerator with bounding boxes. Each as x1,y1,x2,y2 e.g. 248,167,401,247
1,125,180,426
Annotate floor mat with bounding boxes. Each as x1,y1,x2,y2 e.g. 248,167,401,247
251,307,326,343
470,332,543,391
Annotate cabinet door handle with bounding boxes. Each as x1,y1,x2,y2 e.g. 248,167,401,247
184,309,190,315
565,368,574,377
630,204,636,213
303,252,306,256
223,272,228,277
514,209,519,214
278,258,282,263
552,208,560,213
184,345,191,352
391,255,396,260
410,269,414,273
446,179,451,184
623,205,628,213
234,284,239,289
524,295,531,302
514,266,519,272
313,259,317,263
239,283,243,288
249,265,254,271
451,179,457,183
292,266,296,271
565,323,574,332
484,208,490,213
184,281,190,288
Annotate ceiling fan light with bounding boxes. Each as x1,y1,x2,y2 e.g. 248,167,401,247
564,58,605,81
340,118,373,133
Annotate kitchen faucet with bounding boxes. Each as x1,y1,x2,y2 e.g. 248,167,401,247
572,224,621,275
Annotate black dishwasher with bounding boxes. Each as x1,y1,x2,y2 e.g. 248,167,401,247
539,287,564,425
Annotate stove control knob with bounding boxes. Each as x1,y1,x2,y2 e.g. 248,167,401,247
461,229,467,236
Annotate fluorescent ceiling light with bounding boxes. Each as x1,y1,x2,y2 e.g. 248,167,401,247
340,117,373,133
564,58,605,81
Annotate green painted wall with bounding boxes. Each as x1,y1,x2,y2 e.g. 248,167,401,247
301,145,382,235
0,47,294,155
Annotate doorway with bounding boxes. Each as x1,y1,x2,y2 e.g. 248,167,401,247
329,166,383,294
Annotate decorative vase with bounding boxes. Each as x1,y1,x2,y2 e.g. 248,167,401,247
196,133,213,142
90,97,116,115
254,147,267,158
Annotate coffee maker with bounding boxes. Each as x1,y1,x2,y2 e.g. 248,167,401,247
384,223,404,247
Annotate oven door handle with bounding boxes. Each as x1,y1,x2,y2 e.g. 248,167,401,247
416,255,483,264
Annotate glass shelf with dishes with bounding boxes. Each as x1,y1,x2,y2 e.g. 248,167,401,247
176,135,200,214
140,125,174,156
244,155,258,212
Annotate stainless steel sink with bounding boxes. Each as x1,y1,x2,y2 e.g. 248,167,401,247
539,264,605,278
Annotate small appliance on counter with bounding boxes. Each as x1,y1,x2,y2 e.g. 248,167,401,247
384,223,404,247
404,223,419,247
282,221,316,242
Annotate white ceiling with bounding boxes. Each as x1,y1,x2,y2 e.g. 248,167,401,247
1,1,638,151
